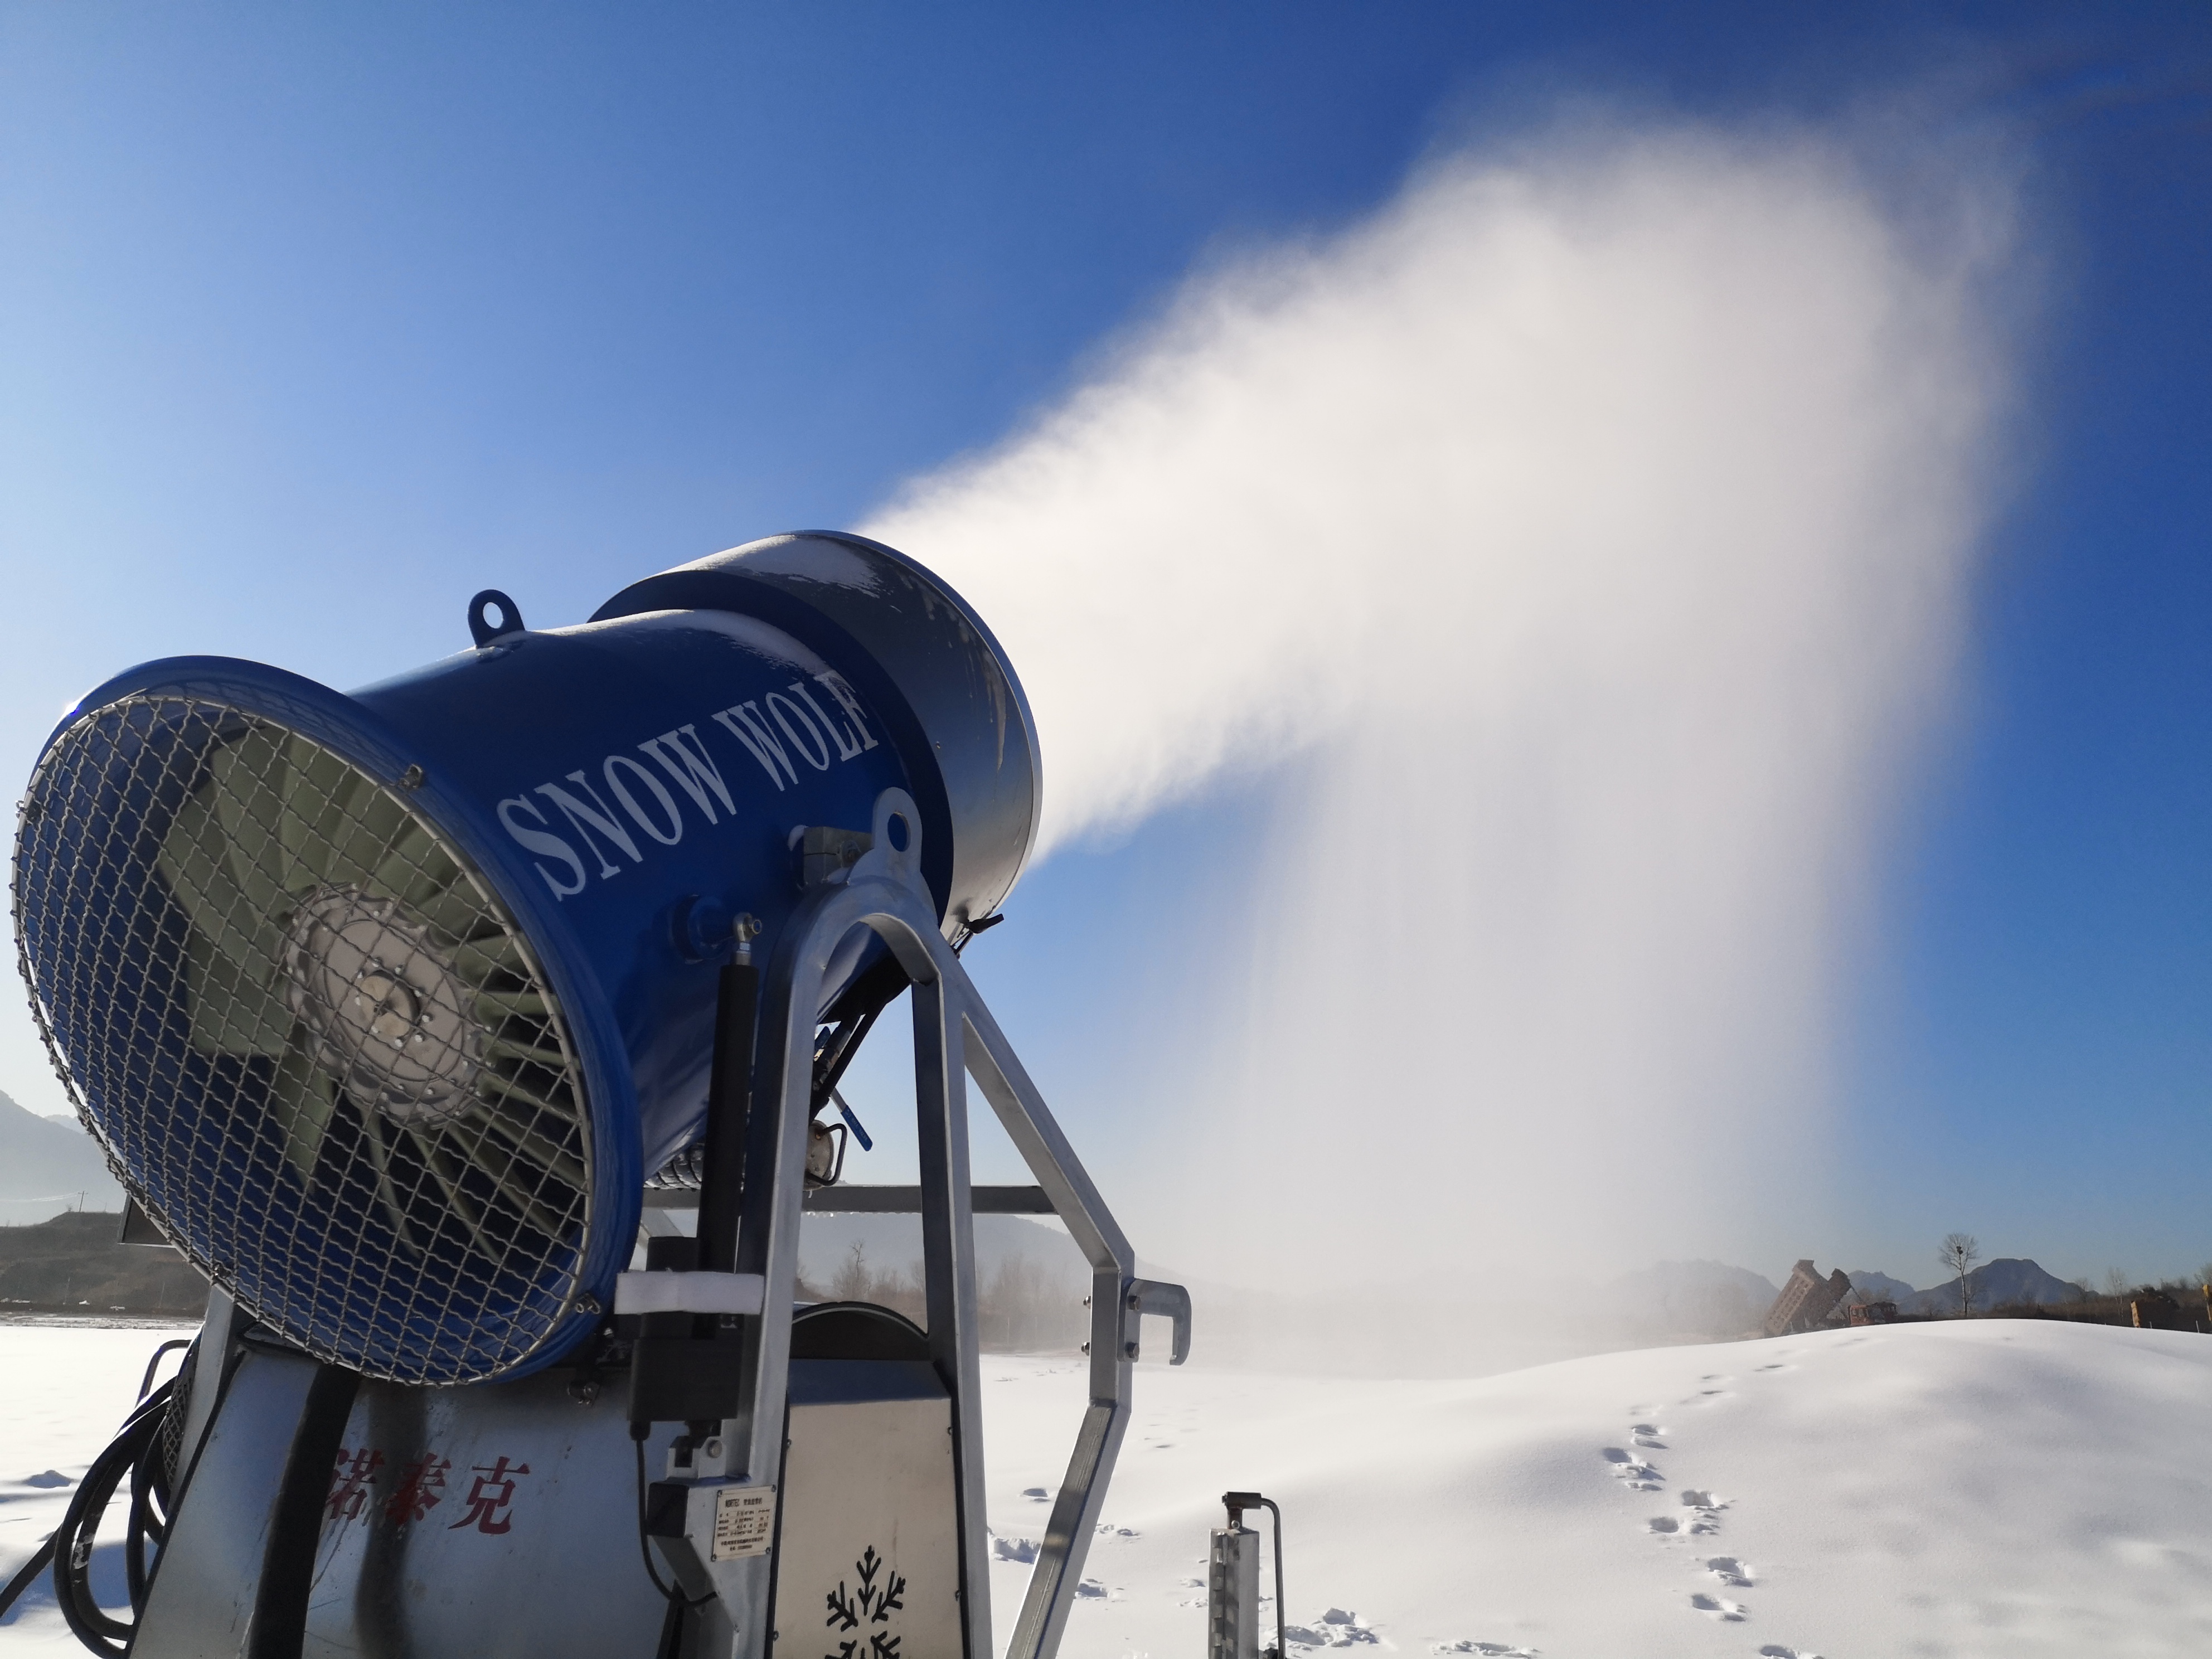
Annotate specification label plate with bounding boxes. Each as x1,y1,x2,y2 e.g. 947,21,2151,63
711,1485,777,1561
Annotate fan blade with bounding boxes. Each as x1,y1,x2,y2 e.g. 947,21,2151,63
157,743,291,1059
445,1114,573,1239
459,1092,588,1192
268,1032,339,1178
487,1031,569,1071
453,937,528,988
280,738,410,891
471,989,550,1022
411,1129,497,1259
371,828,487,944
359,1112,425,1258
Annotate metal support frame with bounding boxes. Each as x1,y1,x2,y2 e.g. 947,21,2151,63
667,788,1189,1659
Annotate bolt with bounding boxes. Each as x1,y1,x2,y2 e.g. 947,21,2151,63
704,1438,723,1458
1124,1341,1139,1359
398,764,425,791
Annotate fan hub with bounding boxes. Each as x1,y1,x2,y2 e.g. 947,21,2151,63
285,887,482,1126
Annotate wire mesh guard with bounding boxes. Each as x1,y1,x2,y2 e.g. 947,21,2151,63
11,695,593,1384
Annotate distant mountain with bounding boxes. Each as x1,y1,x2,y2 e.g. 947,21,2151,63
1849,1270,1917,1304
0,1088,124,1222
1851,1259,2080,1314
1948,1258,2080,1312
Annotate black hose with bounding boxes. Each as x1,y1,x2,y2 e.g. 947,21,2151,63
0,1536,57,1625
245,1362,359,1659
654,1593,687,1659
124,1411,166,1613
632,1435,712,1612
2,1336,196,1648
48,1382,174,1656
136,1338,191,1405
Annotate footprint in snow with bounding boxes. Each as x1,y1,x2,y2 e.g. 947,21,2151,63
1680,1490,1728,1534
1600,1448,1662,1490
1074,1579,1109,1599
1757,1647,1825,1658
1283,1609,1379,1649
992,1536,1039,1564
21,1471,71,1489
1647,1488,1727,1540
1433,1643,1537,1656
1689,1592,1746,1621
1022,1487,1050,1502
1705,1556,1753,1587
1629,1423,1667,1448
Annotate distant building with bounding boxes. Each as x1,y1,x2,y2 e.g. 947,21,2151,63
1847,1299,1898,1326
1763,1259,1852,1337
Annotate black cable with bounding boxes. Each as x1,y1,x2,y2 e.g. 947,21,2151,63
50,1382,173,1656
245,1363,359,1659
632,1437,712,1610
123,1407,168,1614
135,1339,191,1404
5,1336,196,1647
0,1536,57,1624
654,1592,687,1659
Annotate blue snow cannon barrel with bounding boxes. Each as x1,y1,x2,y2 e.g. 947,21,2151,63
9,532,1040,1386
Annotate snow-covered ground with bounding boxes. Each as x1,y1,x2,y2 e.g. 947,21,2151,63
6,1318,2210,1656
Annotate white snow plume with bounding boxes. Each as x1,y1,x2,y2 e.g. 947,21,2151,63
869,123,2010,1303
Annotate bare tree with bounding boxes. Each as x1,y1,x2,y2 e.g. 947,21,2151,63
1940,1234,1981,1319
2104,1267,2130,1299
831,1240,874,1302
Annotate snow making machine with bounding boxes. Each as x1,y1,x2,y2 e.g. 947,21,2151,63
8,532,1193,1659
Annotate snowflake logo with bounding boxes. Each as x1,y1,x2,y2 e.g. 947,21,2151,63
824,1544,906,1659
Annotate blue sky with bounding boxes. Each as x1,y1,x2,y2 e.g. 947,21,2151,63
2,5,2208,1289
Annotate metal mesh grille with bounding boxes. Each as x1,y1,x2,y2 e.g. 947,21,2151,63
12,694,593,1384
